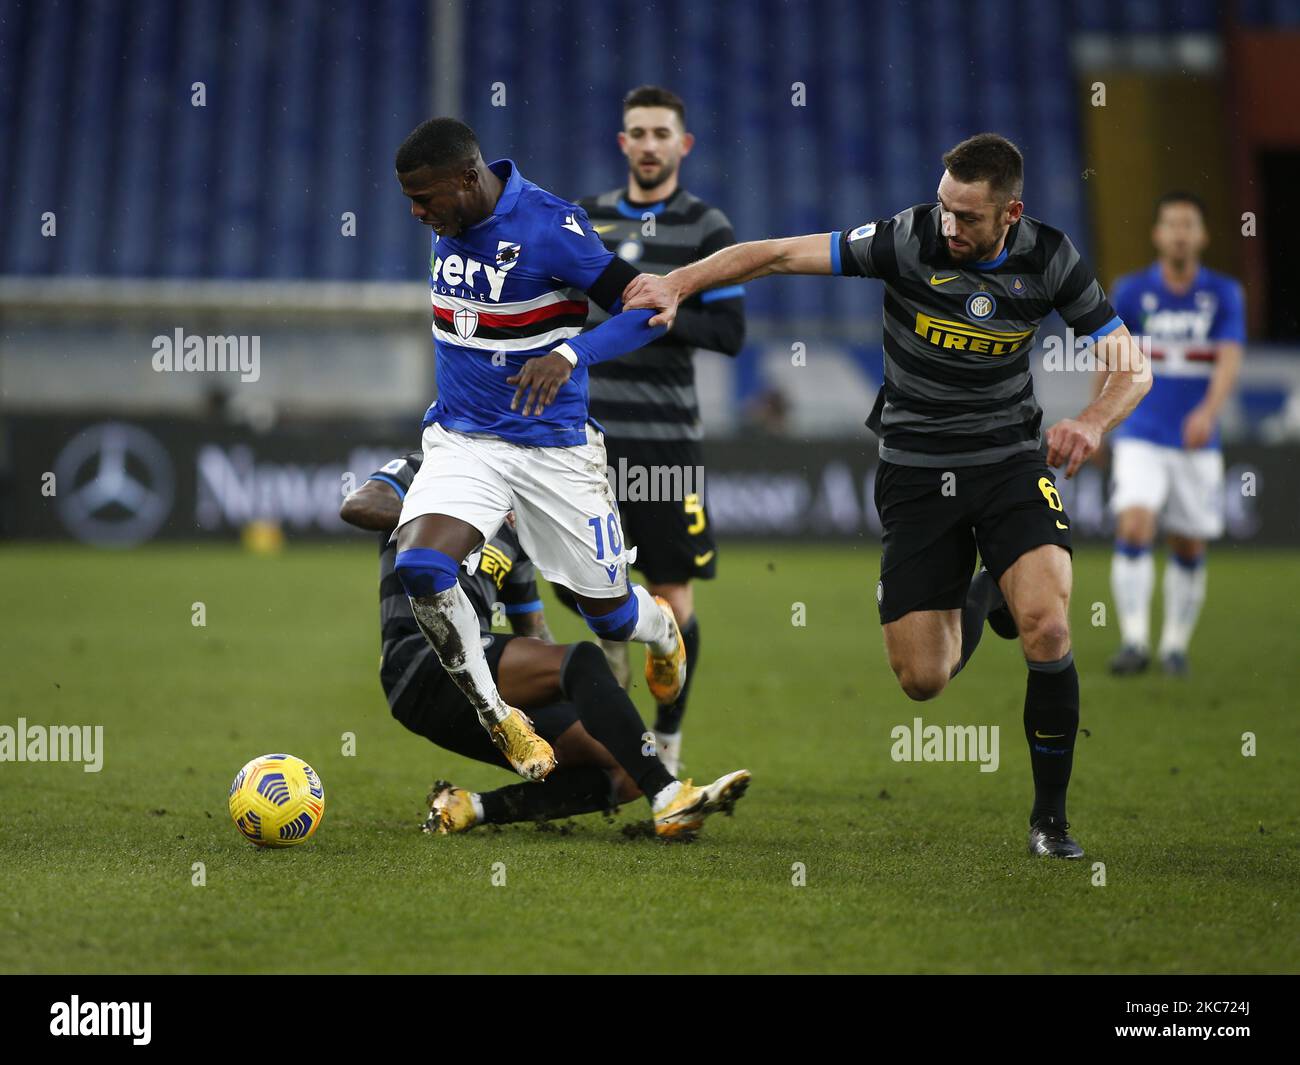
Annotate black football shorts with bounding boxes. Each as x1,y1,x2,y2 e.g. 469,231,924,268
873,448,1073,625
604,437,717,584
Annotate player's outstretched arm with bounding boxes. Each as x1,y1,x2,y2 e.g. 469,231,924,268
507,307,667,416
623,233,835,330
1046,323,1152,478
507,253,671,416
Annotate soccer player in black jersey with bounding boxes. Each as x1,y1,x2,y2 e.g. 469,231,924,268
625,134,1151,858
574,85,746,775
341,453,749,839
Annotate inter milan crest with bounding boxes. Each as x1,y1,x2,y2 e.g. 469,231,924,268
454,306,479,340
966,291,997,321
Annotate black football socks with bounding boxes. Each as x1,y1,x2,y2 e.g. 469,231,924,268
479,767,614,825
561,641,676,799
1024,652,1079,824
654,614,699,734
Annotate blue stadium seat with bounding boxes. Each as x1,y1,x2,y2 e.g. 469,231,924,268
2,0,1257,326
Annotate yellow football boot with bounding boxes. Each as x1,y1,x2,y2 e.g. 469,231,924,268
422,781,477,835
488,706,557,781
652,770,752,841
644,596,687,704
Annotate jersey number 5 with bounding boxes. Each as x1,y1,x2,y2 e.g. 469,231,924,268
684,493,707,535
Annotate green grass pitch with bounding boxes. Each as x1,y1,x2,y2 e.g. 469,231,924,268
0,542,1295,974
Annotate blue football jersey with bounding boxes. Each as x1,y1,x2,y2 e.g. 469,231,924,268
1111,263,1245,450
421,159,618,447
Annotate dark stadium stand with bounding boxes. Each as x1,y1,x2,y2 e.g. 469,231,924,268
1,0,1298,333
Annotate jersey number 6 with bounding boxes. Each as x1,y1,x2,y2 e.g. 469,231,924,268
1037,476,1063,511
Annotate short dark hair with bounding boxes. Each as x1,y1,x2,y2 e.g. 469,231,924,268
1154,190,1207,225
942,132,1024,203
395,117,479,174
622,85,686,128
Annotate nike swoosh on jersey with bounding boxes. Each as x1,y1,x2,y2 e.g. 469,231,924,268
693,550,716,566
1034,731,1066,739
929,274,959,285
1056,520,1069,530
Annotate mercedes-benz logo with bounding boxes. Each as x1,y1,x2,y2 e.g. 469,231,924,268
54,422,175,546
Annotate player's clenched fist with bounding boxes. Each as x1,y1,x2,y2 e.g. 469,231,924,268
508,352,572,417
623,273,681,330
1045,417,1103,479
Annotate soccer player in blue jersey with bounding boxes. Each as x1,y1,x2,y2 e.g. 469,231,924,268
389,118,689,785
340,453,751,840
1100,192,1245,677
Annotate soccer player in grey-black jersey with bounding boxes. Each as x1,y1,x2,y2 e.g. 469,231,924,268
574,86,746,776
625,133,1152,859
855,202,1118,466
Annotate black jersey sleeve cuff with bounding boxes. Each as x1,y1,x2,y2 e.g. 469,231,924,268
586,256,640,312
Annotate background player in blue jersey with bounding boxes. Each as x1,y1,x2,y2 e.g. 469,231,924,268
390,119,689,783
1098,193,1245,677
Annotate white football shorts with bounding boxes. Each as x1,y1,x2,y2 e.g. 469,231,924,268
397,422,635,599
1109,437,1225,540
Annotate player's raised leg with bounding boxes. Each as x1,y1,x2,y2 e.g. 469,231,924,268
883,608,962,701
545,584,634,688
576,586,685,705
501,427,687,705
875,460,975,700
396,512,556,781
393,428,555,781
949,565,1020,681
999,544,1083,859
